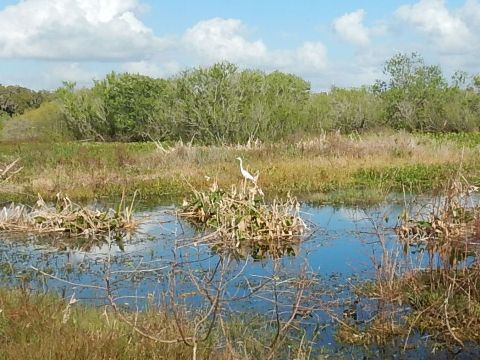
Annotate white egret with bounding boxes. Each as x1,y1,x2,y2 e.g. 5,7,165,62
236,157,258,183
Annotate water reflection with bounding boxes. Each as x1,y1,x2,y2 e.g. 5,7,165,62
0,203,400,297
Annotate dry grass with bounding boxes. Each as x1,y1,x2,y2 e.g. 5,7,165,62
397,178,480,269
0,288,214,360
0,287,315,360
0,157,22,182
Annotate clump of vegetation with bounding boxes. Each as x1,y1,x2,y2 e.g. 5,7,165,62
179,181,306,258
53,53,480,144
57,64,312,143
394,178,480,348
0,193,136,238
397,178,480,267
335,314,405,348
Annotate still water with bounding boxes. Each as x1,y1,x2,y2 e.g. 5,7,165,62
0,203,401,300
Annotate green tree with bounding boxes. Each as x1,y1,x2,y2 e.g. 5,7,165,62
379,53,449,131
93,72,168,140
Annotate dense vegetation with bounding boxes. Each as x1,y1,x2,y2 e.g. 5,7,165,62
49,53,480,144
1,52,480,204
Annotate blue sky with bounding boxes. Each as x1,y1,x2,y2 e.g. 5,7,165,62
0,0,478,90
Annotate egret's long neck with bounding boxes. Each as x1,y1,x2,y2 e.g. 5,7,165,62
238,159,243,171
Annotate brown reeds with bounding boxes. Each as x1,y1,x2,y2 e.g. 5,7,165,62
0,192,136,237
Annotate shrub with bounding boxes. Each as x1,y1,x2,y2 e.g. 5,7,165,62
168,63,311,144
57,74,168,141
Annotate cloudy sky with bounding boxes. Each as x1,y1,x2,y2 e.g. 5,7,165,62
0,0,478,91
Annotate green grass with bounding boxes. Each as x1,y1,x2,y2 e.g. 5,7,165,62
421,132,480,148
353,163,461,192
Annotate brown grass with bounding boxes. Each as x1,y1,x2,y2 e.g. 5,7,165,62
0,157,22,182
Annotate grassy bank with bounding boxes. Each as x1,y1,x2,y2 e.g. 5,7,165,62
0,288,229,359
1,131,480,205
0,288,317,360
0,288,194,359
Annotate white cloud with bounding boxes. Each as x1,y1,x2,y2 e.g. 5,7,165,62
47,63,96,83
294,42,328,72
182,18,328,74
4,1,480,92
395,0,473,53
0,0,333,90
460,0,480,28
122,60,181,78
183,18,268,64
0,0,166,61
333,10,371,46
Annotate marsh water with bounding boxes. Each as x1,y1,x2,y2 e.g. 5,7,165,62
0,201,476,358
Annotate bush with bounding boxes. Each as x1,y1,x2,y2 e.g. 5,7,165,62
93,72,168,140
306,87,384,133
168,63,311,143
56,82,108,140
167,63,247,143
57,63,312,144
57,74,168,141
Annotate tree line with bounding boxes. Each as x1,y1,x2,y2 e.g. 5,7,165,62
13,53,480,143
